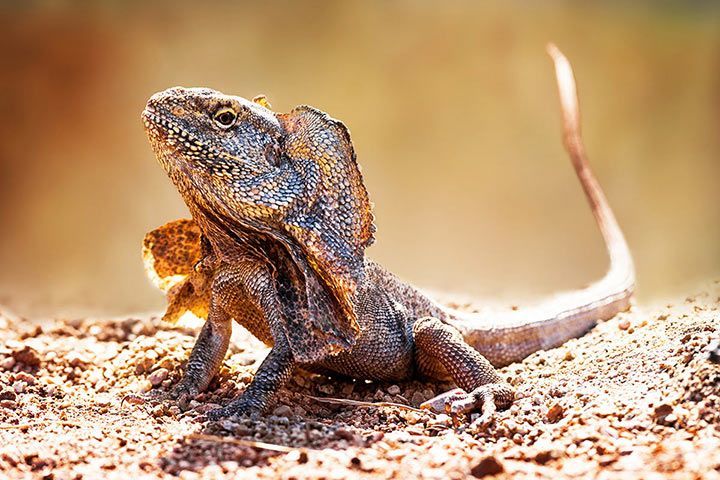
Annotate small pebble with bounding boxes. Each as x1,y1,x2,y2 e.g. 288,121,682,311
0,356,16,370
334,427,357,442
86,370,103,386
286,449,309,464
0,388,17,401
405,411,423,425
318,384,335,395
411,391,426,406
12,346,41,367
653,403,673,419
428,414,452,428
66,352,87,367
148,368,169,387
150,404,165,417
273,404,293,417
470,456,504,478
546,403,565,423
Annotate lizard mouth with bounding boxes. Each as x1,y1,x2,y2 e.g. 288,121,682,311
142,106,173,137
141,106,202,155
141,107,200,174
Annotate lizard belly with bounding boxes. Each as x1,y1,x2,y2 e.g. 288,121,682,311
312,322,415,382
310,286,416,382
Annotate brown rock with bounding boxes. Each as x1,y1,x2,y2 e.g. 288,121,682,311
0,388,17,401
534,450,554,464
546,403,565,423
334,427,358,442
470,456,504,477
12,346,41,367
286,449,309,464
273,404,293,417
653,403,673,419
14,372,35,387
411,391,426,406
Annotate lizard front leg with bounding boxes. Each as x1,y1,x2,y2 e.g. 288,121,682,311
206,335,293,419
413,317,514,426
124,301,231,410
168,304,231,405
205,261,297,420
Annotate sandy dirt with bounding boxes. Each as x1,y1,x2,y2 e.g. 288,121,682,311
0,284,719,480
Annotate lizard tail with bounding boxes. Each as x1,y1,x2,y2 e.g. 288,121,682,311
445,44,635,367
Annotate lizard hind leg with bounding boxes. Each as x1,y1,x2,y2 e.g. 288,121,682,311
413,316,514,425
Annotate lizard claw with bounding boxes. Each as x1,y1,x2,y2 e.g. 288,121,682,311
419,388,467,414
121,388,167,408
121,393,150,407
122,382,198,412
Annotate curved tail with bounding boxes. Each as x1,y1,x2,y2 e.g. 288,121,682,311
446,44,635,367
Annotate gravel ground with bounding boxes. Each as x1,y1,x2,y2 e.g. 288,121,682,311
0,283,719,480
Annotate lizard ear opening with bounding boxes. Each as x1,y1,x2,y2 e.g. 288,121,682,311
277,106,376,330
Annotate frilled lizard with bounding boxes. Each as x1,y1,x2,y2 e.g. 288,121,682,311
135,45,634,424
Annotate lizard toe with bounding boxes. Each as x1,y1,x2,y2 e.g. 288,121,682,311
420,383,514,422
420,388,468,414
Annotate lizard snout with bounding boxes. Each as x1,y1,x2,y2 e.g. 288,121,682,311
145,87,185,112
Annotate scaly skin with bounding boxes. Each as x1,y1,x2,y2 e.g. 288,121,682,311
137,46,634,424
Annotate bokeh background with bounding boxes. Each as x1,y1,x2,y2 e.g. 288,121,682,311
0,1,718,318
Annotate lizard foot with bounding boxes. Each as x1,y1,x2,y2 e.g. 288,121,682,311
205,396,263,421
420,383,514,427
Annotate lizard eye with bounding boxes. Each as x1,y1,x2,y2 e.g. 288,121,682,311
213,108,237,128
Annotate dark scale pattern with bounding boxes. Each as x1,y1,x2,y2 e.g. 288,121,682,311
139,51,635,423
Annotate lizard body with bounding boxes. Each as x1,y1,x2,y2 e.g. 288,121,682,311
139,46,634,422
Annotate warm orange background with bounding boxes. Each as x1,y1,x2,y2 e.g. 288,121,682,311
1,2,718,318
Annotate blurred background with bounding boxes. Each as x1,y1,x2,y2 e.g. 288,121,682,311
0,1,718,319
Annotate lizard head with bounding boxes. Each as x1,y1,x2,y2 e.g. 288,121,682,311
143,87,375,358
143,87,286,219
